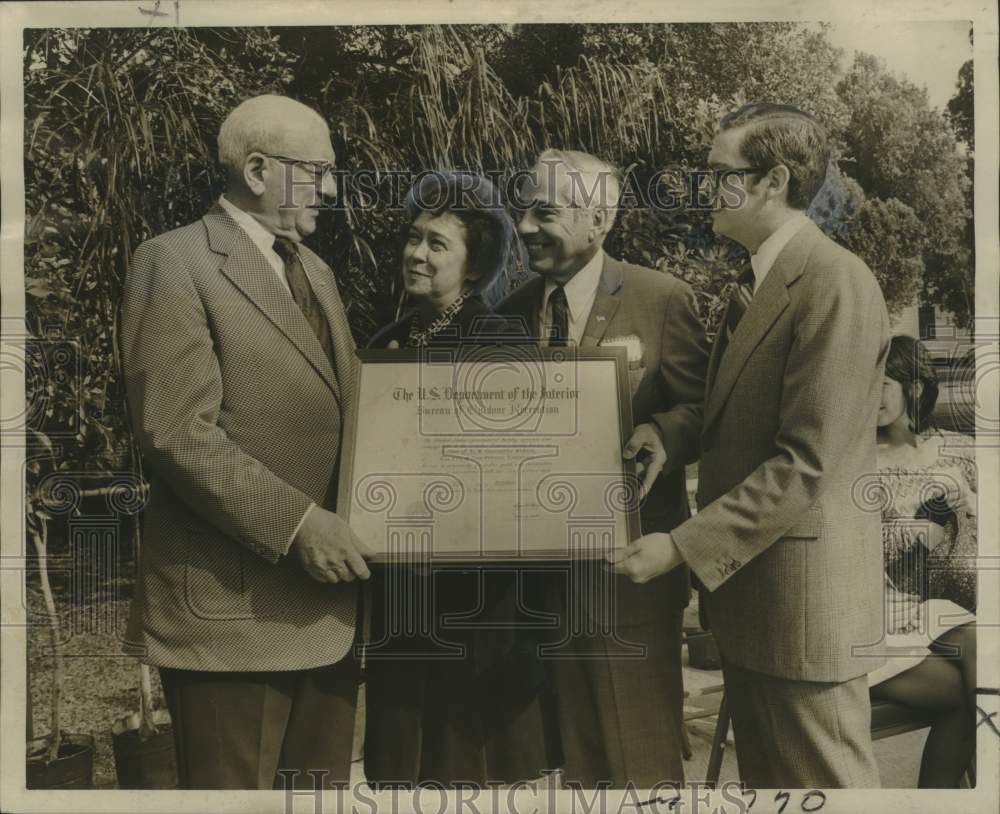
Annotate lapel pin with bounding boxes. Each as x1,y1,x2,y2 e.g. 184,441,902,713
596,315,606,322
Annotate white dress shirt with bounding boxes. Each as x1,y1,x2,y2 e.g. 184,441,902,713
218,195,314,544
219,195,292,294
540,249,605,345
749,212,810,293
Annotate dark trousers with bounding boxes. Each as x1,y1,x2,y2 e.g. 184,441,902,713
364,566,551,787
365,654,551,786
722,660,880,788
546,603,686,788
160,654,359,790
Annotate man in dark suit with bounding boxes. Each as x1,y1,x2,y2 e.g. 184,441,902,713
498,149,710,787
613,103,890,787
122,95,371,789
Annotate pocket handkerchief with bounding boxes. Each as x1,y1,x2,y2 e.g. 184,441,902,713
600,334,644,364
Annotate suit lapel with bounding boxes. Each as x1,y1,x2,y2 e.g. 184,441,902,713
579,256,624,349
703,221,818,429
704,297,735,398
505,276,546,337
205,206,341,398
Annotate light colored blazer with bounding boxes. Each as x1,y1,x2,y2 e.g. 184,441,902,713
121,204,359,671
498,255,710,623
672,219,890,683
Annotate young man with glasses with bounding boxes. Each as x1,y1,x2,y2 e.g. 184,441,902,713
613,102,891,788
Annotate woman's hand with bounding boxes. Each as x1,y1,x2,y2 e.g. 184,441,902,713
885,577,923,635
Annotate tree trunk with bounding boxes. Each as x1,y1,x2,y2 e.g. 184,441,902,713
30,516,64,763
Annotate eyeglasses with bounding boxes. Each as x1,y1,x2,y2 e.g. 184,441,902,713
699,166,771,193
262,153,337,181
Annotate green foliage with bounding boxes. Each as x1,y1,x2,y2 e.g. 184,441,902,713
22,30,297,746
21,22,973,755
836,52,974,328
24,27,295,476
22,23,974,482
947,59,974,151
657,23,850,133
839,197,925,315
945,54,975,330
619,206,747,338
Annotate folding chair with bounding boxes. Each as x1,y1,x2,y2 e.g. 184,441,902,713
704,690,976,787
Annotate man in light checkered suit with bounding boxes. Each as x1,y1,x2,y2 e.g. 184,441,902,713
122,95,370,789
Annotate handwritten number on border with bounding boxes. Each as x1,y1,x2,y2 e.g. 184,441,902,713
801,790,826,812
741,789,825,812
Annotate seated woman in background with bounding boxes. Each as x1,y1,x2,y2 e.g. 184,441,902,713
868,334,977,788
363,171,551,788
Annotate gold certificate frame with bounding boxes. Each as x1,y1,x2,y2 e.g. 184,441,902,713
337,344,640,562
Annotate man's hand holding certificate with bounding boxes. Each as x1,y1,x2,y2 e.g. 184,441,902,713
338,347,644,561
608,531,685,582
623,421,668,499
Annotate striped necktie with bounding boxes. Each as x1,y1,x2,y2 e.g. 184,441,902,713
273,237,334,362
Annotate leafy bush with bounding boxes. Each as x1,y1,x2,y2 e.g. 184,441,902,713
22,23,973,489
24,28,295,476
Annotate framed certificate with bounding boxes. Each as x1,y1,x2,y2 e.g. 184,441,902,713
336,344,640,561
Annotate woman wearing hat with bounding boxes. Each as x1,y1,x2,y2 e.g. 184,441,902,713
367,171,513,349
363,172,551,788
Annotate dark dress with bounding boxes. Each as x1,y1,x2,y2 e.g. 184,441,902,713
363,297,553,788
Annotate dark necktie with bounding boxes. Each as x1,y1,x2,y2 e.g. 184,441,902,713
724,266,757,342
548,284,569,347
273,237,332,354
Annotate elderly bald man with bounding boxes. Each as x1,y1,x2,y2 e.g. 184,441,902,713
122,94,371,789
498,149,710,787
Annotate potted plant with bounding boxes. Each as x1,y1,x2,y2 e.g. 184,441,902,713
25,431,95,789
110,456,177,790
110,664,177,789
